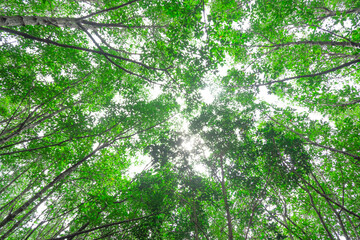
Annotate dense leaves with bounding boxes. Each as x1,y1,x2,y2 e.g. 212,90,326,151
1,0,360,239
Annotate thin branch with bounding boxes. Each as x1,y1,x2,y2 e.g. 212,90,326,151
316,8,360,21
0,86,33,136
300,184,335,240
0,166,31,195
251,59,360,87
268,115,360,161
317,99,360,107
304,23,353,43
246,40,360,49
48,212,159,240
0,26,167,71
92,28,141,55
77,23,162,85
282,160,360,220
77,0,141,20
80,20,168,29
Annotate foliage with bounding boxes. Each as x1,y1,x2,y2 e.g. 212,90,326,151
1,0,360,239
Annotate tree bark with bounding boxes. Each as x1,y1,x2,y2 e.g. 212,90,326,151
219,155,233,240
0,15,166,30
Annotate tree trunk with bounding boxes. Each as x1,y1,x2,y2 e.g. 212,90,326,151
0,188,56,240
311,173,350,240
0,144,105,230
192,201,200,240
0,16,82,29
302,185,335,240
0,15,166,30
219,155,233,240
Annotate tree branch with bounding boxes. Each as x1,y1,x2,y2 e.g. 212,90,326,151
77,0,141,20
48,212,158,240
268,115,360,161
251,59,360,87
0,26,167,71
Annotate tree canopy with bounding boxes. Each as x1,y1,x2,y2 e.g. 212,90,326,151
1,0,360,239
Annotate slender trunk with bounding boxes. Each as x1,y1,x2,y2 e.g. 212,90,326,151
316,8,360,20
0,143,105,229
23,195,59,240
0,117,165,230
42,217,67,240
281,202,294,240
67,202,110,240
23,211,46,239
343,213,360,239
180,196,210,240
49,217,74,240
266,183,306,240
192,200,200,240
0,188,56,240
302,185,335,240
319,99,360,107
301,175,360,220
264,208,304,240
0,87,32,135
245,175,269,240
0,166,30,195
0,16,81,28
0,71,89,148
0,125,67,150
219,155,233,240
0,26,167,72
24,221,45,240
0,105,73,145
0,175,40,214
284,214,309,238
303,98,360,108
67,223,90,240
280,160,360,220
310,173,350,239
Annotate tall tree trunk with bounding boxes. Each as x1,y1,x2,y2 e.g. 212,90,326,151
0,144,105,230
0,166,30,195
192,200,200,240
0,16,166,30
301,185,335,240
0,188,56,240
219,155,233,240
311,173,350,240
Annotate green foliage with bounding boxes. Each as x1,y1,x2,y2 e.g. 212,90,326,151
1,0,360,239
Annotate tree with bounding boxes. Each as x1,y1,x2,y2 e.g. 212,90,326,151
1,0,360,239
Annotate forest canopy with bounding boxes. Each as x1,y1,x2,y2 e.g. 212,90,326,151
0,0,360,239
